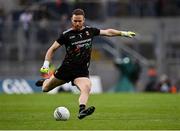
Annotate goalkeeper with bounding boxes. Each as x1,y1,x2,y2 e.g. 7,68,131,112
36,8,135,119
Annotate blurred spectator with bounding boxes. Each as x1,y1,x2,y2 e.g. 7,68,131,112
37,16,49,45
114,57,141,92
19,10,33,42
155,74,176,93
11,10,23,33
129,59,141,85
145,65,158,92
175,79,180,92
59,14,68,34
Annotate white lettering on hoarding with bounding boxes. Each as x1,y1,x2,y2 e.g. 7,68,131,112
2,79,33,94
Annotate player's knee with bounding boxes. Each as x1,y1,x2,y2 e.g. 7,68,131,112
81,83,91,93
86,85,91,93
87,81,92,91
42,87,49,92
42,85,50,92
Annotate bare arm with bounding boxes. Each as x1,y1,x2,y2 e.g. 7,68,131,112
100,29,121,36
40,41,61,73
100,29,135,37
45,41,61,62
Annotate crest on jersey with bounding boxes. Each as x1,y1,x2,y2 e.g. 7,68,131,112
86,31,90,36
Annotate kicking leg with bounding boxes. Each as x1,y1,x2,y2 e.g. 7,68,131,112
73,77,95,119
36,75,65,92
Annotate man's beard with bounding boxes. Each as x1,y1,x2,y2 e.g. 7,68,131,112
74,25,82,30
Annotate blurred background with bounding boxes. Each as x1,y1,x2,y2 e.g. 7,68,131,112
0,0,180,93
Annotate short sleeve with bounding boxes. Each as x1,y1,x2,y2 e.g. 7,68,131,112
90,27,100,36
56,34,66,45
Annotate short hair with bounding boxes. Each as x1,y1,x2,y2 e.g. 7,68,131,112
72,8,85,17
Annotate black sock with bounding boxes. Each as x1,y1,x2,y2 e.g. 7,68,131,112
79,104,86,113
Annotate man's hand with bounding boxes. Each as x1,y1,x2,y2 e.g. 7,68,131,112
40,60,50,74
40,67,49,74
121,31,136,38
126,31,136,38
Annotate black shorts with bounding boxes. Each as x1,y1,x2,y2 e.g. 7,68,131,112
54,65,89,83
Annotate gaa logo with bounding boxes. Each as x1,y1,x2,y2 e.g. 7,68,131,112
2,79,33,94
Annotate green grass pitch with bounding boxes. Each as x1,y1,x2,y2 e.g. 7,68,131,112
0,93,180,130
